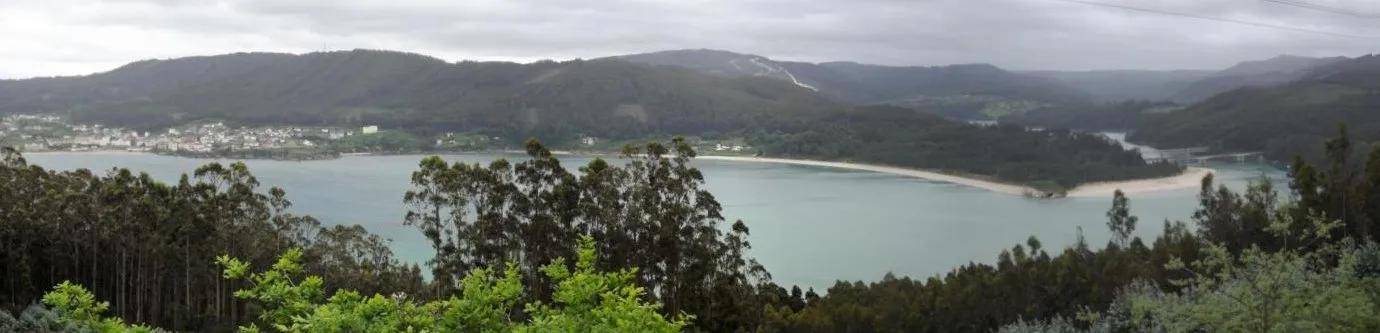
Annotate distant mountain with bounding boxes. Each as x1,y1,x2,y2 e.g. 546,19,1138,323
0,49,844,142
1024,55,1348,104
1217,54,1347,77
1130,54,1380,162
613,49,1094,109
1021,70,1213,102
1169,55,1347,103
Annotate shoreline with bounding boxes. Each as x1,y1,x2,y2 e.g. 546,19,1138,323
22,150,153,156
24,150,1214,198
1063,167,1213,198
697,155,1213,199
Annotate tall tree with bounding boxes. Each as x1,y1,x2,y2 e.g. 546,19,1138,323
1106,189,1138,247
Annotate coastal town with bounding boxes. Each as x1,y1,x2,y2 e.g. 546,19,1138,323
0,114,367,154
0,114,756,159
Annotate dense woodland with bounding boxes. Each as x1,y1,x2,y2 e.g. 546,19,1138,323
747,105,1184,191
1130,55,1380,162
4,128,1380,331
0,149,428,331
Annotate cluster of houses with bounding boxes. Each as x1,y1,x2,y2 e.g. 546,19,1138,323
4,115,379,153
714,143,749,152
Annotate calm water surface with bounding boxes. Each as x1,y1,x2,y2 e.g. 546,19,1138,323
25,150,1286,290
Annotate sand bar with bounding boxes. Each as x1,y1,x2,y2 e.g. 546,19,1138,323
698,155,1212,199
1063,167,1212,198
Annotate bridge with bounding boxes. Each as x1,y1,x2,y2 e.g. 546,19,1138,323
1143,146,1264,165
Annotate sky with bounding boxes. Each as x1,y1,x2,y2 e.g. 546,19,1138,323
1,0,1377,79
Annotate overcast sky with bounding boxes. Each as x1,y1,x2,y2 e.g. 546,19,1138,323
2,0,1377,79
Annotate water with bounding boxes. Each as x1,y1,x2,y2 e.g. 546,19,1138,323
23,152,1287,290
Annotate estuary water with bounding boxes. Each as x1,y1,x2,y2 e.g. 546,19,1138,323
25,150,1286,290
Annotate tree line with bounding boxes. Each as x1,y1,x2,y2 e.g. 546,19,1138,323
6,127,1380,332
755,125,1380,332
0,149,426,331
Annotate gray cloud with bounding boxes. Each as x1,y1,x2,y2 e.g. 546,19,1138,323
1,0,1377,78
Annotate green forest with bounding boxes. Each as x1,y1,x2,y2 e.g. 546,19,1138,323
747,105,1184,191
1129,55,1380,162
4,128,1380,332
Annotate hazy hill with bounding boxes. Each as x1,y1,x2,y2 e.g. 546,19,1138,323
1130,54,1380,162
1021,70,1213,102
0,49,844,142
614,49,1094,108
1024,55,1346,104
1169,55,1347,103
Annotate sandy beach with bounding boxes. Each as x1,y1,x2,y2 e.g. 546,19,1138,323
698,155,1212,199
698,156,1034,195
1063,167,1212,198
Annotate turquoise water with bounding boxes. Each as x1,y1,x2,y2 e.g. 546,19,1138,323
24,152,1286,290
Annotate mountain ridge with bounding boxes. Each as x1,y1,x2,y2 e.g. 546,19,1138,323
613,49,1095,107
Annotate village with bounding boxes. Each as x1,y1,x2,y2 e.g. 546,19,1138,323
0,114,369,154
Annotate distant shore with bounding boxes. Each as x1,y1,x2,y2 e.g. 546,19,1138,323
698,155,1212,199
23,150,152,156
23,150,1213,198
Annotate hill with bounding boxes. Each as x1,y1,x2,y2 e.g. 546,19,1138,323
1129,54,1380,162
612,49,804,84
1024,55,1346,104
614,49,1094,112
747,104,1183,191
999,100,1183,131
1170,55,1347,103
0,52,294,115
1021,70,1213,102
0,49,1176,188
1,49,844,143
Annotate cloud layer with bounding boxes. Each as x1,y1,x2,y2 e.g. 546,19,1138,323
2,0,1377,78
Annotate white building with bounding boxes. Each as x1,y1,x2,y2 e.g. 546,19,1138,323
362,125,379,134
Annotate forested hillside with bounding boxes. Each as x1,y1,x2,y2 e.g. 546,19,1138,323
1131,54,1380,162
615,49,1094,107
6,131,1380,332
747,105,1184,191
0,53,293,116
1,49,844,144
613,49,800,81
1169,54,1345,103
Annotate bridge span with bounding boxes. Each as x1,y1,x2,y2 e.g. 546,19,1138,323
1142,147,1264,165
